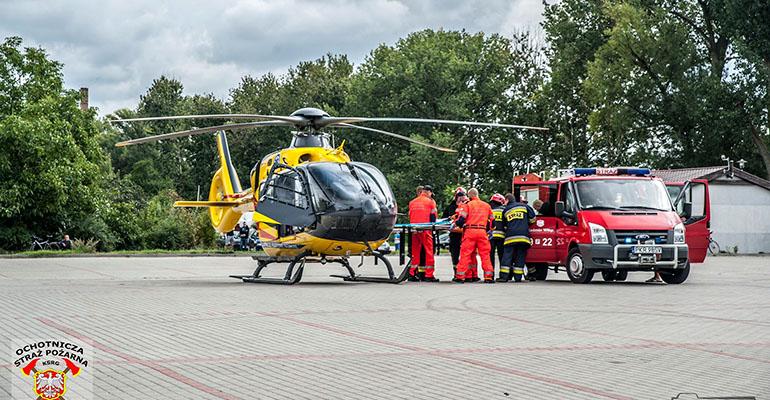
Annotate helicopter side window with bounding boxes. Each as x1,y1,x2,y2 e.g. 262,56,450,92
263,171,308,209
256,168,316,227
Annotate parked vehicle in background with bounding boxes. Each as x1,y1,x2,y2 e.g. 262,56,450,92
438,232,450,249
377,241,391,254
514,168,710,284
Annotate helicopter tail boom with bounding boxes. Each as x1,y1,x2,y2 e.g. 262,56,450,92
206,131,248,232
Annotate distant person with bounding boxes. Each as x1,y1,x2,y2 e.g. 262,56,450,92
532,199,544,214
60,234,72,250
229,223,239,248
239,223,250,250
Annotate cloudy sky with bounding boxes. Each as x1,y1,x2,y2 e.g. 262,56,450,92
1,0,547,115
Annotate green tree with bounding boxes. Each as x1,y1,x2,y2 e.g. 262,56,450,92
719,0,770,178
106,77,228,199
556,0,770,177
541,0,611,167
344,29,545,208
0,36,111,249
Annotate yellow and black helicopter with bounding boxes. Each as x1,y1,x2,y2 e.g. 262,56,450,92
113,107,546,284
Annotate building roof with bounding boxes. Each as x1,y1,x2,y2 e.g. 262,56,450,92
653,166,770,191
652,166,724,182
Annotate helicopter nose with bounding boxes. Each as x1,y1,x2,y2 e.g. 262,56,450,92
314,202,396,242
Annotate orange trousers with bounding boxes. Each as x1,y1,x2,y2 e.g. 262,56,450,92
456,229,493,280
409,231,435,278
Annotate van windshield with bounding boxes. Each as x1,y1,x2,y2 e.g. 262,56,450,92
575,179,672,211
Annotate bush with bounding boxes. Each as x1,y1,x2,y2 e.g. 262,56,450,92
71,238,99,253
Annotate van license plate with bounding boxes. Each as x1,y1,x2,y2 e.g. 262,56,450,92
631,246,662,255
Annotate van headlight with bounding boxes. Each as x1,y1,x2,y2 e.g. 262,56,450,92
589,222,608,244
673,222,686,244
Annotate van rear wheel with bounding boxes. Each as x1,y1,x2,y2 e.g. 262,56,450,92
614,270,628,281
601,270,628,281
601,270,617,282
567,248,594,284
660,261,690,284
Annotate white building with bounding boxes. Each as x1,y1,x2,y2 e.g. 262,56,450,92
654,166,770,254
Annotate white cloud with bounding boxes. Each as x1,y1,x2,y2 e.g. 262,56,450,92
0,0,547,115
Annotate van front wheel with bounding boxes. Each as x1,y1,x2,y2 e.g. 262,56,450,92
567,248,594,284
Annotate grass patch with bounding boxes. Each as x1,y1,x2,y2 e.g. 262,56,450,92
3,248,266,258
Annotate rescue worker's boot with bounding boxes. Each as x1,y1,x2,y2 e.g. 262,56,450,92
407,266,419,282
466,264,480,282
513,266,525,282
483,269,495,283
496,266,511,282
422,266,440,282
452,275,465,284
417,266,426,281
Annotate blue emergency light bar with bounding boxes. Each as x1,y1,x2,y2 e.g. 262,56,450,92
573,167,651,176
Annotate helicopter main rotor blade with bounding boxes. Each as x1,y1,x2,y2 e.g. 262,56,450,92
110,113,306,126
318,116,548,131
335,123,457,153
115,120,291,147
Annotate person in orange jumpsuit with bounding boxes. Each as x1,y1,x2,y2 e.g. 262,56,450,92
453,199,482,282
408,185,439,282
454,188,495,283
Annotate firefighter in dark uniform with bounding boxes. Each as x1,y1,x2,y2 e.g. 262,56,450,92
497,194,536,282
488,193,506,269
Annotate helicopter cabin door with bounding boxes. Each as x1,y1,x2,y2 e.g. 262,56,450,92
256,167,316,228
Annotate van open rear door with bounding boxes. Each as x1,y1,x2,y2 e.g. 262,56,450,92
666,179,710,263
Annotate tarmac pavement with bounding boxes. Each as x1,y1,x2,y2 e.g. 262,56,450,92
0,254,768,399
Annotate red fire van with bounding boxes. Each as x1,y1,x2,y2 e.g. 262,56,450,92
515,168,710,284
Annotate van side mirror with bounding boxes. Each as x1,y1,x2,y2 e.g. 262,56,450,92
555,201,565,216
682,202,692,219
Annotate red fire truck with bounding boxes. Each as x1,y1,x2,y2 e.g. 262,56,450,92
514,168,710,284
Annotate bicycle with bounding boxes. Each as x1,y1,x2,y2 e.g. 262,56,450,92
708,230,720,256
29,235,62,251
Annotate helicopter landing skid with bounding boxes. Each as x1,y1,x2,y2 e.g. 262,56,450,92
328,253,409,284
230,253,309,285
230,252,408,284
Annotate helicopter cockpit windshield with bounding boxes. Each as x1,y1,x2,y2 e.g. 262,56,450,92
304,162,395,214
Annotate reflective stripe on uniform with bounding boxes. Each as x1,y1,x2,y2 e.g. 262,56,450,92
500,267,510,273
492,230,505,238
504,206,528,221
513,267,524,274
504,236,532,245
